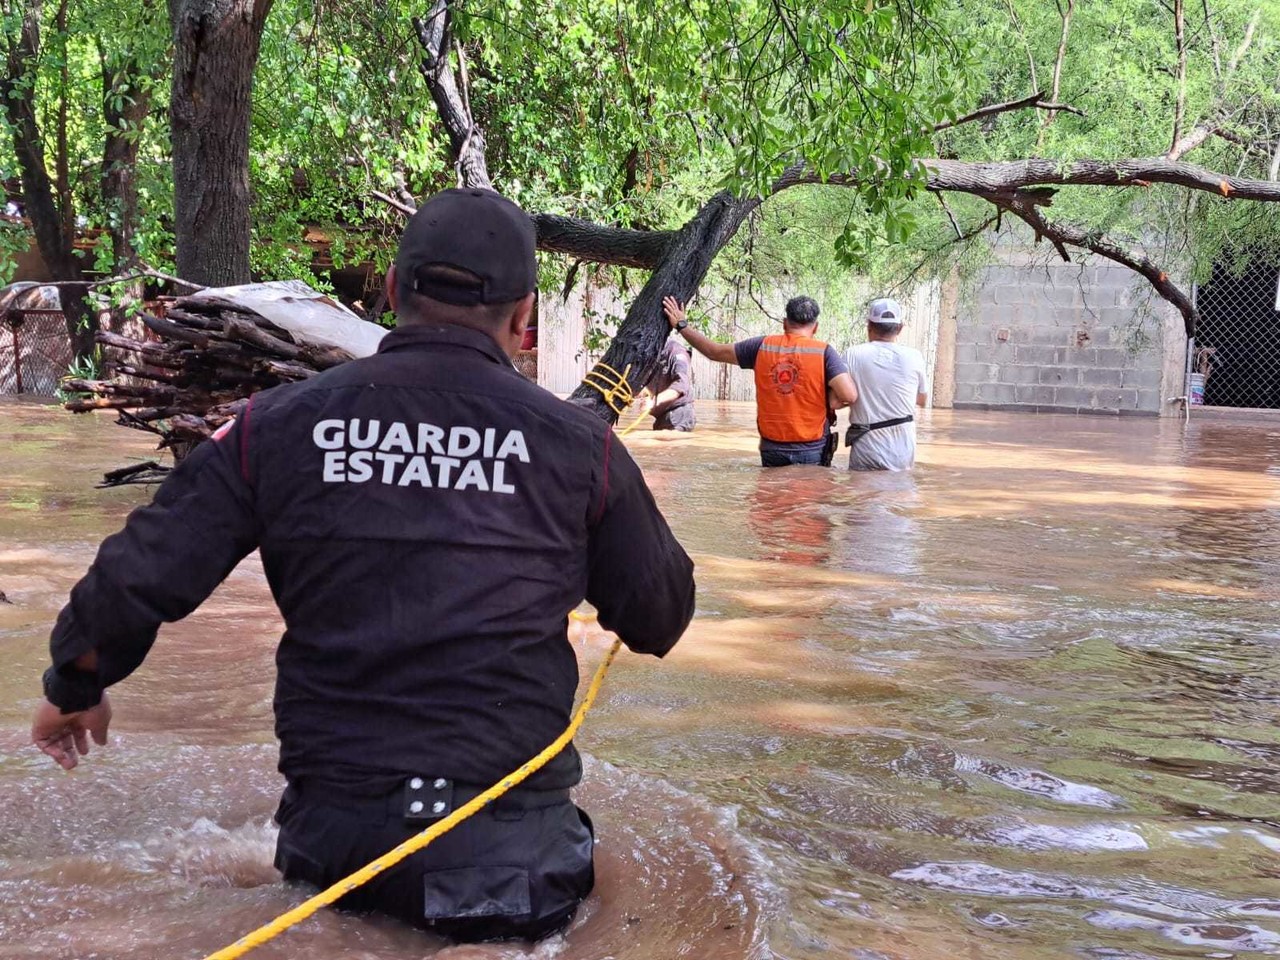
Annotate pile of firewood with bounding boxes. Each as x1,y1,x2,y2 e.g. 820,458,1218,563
64,282,378,453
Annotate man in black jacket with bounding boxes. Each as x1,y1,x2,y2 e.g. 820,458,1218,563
30,188,696,942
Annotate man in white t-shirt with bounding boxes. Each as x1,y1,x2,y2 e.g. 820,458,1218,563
842,298,928,471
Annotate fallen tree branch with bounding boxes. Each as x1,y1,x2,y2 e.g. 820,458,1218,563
97,460,170,488
991,193,1198,336
97,267,205,291
778,156,1280,202
370,189,676,270
412,1,492,191
934,91,1084,132
530,213,675,269
59,266,206,291
370,189,417,215
919,155,1280,201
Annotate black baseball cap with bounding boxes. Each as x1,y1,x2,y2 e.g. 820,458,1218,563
395,188,537,306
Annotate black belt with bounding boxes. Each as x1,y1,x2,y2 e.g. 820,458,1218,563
845,414,914,447
292,776,571,823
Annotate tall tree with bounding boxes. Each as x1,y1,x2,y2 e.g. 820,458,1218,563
168,0,274,285
0,0,92,356
392,0,967,420
0,0,164,358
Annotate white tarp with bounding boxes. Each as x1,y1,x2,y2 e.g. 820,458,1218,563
185,279,386,358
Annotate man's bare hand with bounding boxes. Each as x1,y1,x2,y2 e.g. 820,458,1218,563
31,695,112,771
662,296,687,329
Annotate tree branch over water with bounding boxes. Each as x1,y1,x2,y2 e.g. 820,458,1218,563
933,91,1083,132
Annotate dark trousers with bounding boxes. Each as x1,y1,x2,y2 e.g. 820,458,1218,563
274,782,595,943
653,404,696,432
760,445,826,467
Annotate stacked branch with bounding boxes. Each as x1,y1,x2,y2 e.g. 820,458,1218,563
65,291,356,450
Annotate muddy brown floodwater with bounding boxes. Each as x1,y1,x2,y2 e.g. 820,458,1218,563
2,397,1280,960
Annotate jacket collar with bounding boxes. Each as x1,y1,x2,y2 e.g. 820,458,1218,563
376,323,512,366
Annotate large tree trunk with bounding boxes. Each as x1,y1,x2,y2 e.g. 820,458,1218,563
566,193,756,422
168,0,274,286
410,2,758,426
1,0,95,358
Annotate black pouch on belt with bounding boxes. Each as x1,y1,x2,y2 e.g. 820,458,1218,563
845,422,871,447
846,415,913,448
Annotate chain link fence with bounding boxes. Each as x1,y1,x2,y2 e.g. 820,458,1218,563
1193,259,1280,410
0,311,72,396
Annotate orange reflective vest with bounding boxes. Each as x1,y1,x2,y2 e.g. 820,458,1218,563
753,334,830,443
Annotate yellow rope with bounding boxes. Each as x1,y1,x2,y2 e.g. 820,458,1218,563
580,361,634,415
616,409,649,438
582,361,653,439
203,637,622,960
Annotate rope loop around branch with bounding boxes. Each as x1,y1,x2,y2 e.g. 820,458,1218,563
580,361,634,416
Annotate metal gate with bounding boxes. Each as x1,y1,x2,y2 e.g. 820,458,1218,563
1,310,72,396
1193,259,1280,410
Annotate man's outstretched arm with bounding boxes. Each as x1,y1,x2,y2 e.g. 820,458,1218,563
33,417,260,769
663,296,737,365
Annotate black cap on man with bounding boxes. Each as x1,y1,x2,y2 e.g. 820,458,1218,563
395,188,537,306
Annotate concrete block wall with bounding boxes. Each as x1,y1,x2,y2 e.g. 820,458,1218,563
951,259,1170,416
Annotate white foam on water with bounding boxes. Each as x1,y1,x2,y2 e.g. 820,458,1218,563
1086,909,1280,952
890,861,1103,899
113,817,280,888
893,858,1280,949
990,822,1148,852
1168,825,1233,847
954,754,1128,809
1244,828,1280,852
1233,901,1280,920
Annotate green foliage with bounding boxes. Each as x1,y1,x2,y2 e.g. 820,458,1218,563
0,0,1274,328
55,349,101,401
0,217,30,281
576,305,622,361
0,0,169,284
896,0,1280,283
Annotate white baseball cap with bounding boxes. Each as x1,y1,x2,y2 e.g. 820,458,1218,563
867,298,904,323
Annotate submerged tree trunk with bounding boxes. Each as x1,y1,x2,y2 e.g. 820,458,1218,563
169,0,274,286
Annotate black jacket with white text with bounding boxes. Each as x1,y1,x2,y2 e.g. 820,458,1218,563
48,324,696,792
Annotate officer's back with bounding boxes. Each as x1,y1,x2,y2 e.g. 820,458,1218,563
255,314,649,797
